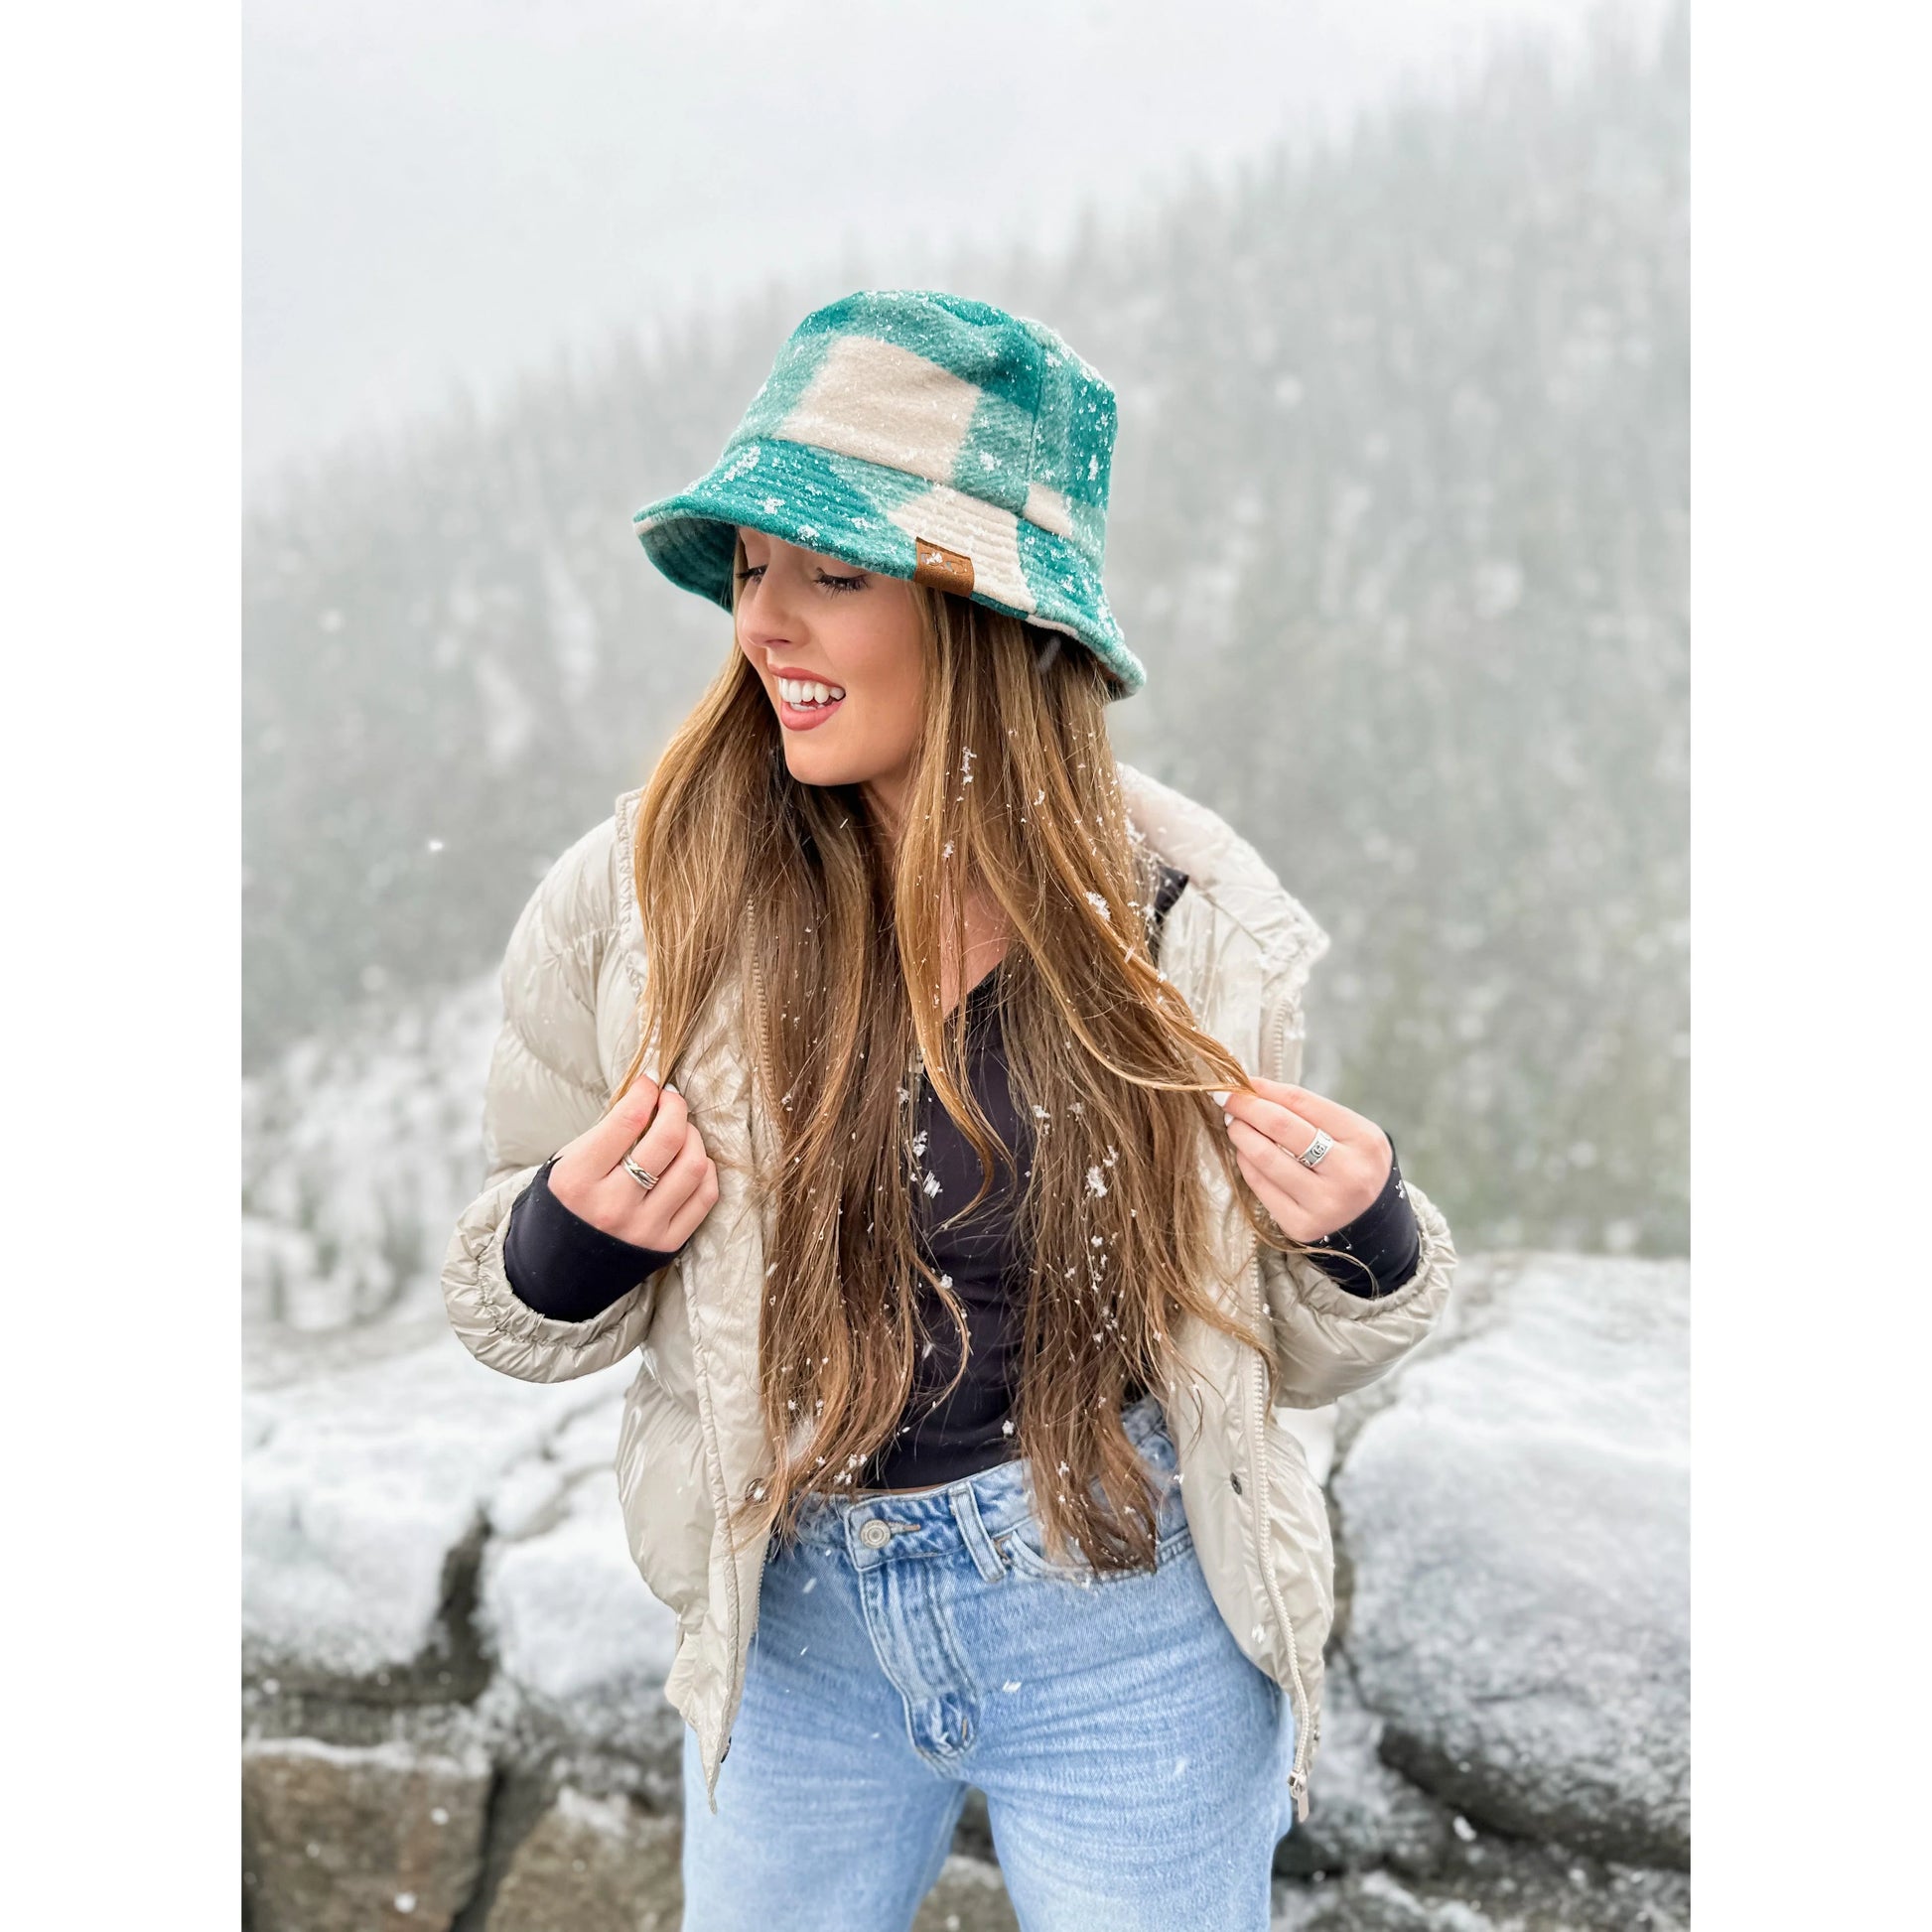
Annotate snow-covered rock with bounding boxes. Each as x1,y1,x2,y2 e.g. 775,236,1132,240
243,1334,634,1692
481,1403,682,1758
1333,1252,1689,1866
1269,1852,1690,1932
1273,1666,1454,1880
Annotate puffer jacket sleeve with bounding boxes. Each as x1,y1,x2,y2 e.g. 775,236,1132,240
1262,1178,1457,1408
1252,899,1458,1408
440,813,666,1383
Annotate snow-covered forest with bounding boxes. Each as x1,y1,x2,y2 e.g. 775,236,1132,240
242,4,1687,1343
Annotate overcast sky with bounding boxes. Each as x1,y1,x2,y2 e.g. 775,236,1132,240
243,0,1651,495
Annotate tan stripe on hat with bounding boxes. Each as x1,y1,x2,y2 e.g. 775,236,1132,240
887,483,1034,614
778,336,979,486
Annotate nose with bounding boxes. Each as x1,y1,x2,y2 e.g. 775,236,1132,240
741,601,798,662
737,564,809,649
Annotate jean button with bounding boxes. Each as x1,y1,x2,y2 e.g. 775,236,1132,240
859,1519,893,1549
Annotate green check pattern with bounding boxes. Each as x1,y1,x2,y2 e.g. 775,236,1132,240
633,289,1144,698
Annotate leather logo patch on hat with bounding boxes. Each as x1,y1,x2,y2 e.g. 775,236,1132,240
911,537,974,595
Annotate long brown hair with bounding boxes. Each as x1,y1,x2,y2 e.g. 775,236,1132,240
611,537,1288,1573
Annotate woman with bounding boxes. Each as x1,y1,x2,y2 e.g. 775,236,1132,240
442,289,1455,1929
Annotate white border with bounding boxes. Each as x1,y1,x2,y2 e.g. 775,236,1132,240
1696,0,1929,1912
3,0,238,1914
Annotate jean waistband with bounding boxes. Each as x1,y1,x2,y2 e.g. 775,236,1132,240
780,1389,1174,1563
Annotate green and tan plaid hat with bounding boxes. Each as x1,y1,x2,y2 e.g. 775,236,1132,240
632,289,1144,699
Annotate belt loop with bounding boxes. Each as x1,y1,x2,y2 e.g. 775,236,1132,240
951,1485,1009,1584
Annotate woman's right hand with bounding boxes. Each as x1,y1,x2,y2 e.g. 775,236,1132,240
547,1077,720,1251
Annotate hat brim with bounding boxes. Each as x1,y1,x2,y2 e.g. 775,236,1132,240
632,436,1144,699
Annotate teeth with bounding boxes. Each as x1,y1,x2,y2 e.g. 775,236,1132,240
780,678,846,706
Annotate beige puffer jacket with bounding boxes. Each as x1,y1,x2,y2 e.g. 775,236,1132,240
441,759,1456,1823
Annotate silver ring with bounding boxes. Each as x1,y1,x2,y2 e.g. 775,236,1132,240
1295,1128,1334,1171
621,1154,659,1192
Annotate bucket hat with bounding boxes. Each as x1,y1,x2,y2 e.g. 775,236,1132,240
632,289,1144,698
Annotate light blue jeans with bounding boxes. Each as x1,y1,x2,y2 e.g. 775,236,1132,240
680,1391,1296,1929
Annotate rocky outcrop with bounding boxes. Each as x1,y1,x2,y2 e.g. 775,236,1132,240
1332,1253,1690,1868
483,1787,682,1932
241,1250,1688,1929
241,1737,492,1932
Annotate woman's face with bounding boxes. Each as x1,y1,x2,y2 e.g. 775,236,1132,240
734,527,926,828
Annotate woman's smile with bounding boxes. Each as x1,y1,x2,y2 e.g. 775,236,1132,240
770,666,849,731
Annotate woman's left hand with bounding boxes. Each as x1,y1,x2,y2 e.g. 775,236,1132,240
1213,1075,1394,1243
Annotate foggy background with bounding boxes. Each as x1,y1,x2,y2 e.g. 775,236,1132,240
242,0,1687,1357
245,0,1661,490
237,7,1695,1910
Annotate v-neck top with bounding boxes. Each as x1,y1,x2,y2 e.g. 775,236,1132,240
854,955,1041,1489
854,869,1189,1490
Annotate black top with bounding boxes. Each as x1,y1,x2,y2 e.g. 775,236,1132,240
499,865,1424,1487
859,945,1043,1487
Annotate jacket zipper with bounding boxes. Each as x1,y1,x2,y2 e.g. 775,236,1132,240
1249,1249,1313,1823
1252,985,1316,1822
711,894,770,1777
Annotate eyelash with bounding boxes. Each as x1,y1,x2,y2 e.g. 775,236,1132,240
734,564,867,595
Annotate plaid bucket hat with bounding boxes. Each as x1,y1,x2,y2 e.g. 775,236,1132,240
632,289,1145,698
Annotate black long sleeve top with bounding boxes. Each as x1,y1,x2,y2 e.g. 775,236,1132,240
500,866,1423,1486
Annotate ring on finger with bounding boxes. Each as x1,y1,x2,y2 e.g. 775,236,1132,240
1282,1127,1333,1171
621,1153,659,1192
